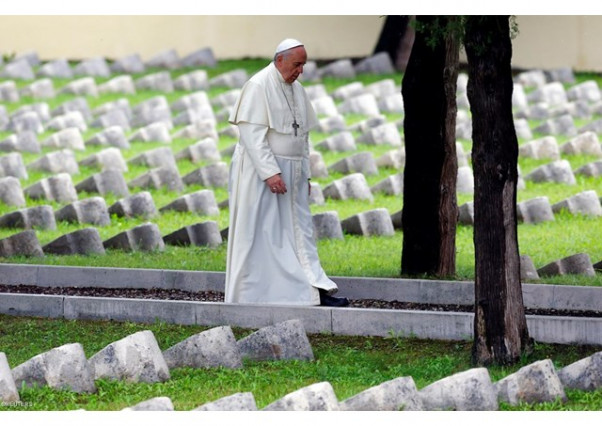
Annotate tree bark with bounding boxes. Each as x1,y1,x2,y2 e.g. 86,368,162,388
401,16,459,277
465,16,532,366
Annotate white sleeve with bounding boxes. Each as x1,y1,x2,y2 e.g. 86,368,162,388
238,121,281,181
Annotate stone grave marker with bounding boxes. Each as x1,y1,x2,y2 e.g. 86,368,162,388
0,105,7,130
58,77,98,97
74,57,111,78
179,47,217,68
318,58,356,79
173,104,216,126
0,230,44,257
520,254,540,281
546,67,576,84
312,211,344,240
128,146,177,171
1,59,34,80
128,166,184,192
159,189,219,216
356,122,402,146
526,82,567,106
91,109,131,131
110,53,146,74
456,166,474,194
104,222,165,252
129,122,172,143
557,351,602,391
0,352,19,403
316,115,347,133
24,173,78,203
328,151,378,176
0,81,20,103
108,191,157,219
27,149,80,175
210,89,241,108
98,75,137,95
173,70,209,91
340,376,423,411
11,343,96,394
131,100,172,128
341,208,395,237
182,162,229,188
193,393,257,411
55,197,111,226
0,131,40,153
263,381,340,411
163,326,242,370
0,205,56,230
304,84,329,101
237,320,314,362
85,126,130,149
311,96,339,117
43,227,105,255
93,98,132,120
309,181,325,205
332,82,365,101
458,202,474,225
376,148,405,169
42,127,86,151
88,330,170,383
524,159,576,185
52,97,92,122
0,176,26,207
567,80,601,103
209,69,248,89
15,51,40,66
19,78,55,99
145,48,180,69
175,137,221,163
516,196,555,224
314,131,357,152
575,160,602,177
76,169,130,197
172,119,219,140
519,136,560,160
560,131,602,157
338,93,381,116
533,114,577,137
354,52,395,75
323,173,374,201
579,118,602,135
13,102,51,123
514,118,533,140
7,110,43,134
37,58,73,79
552,190,602,216
79,147,128,172
122,397,174,412
135,71,174,93
512,83,529,110
365,78,398,99
537,253,596,277
163,221,222,248
309,151,329,178
370,173,403,196
377,93,405,114
0,152,28,179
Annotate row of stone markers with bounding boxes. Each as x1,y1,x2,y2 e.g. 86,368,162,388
0,318,600,410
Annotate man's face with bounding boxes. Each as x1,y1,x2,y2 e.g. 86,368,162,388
276,46,307,84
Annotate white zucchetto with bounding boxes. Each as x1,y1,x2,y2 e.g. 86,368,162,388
275,38,304,55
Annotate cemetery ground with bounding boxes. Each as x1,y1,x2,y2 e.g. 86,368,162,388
1,56,602,410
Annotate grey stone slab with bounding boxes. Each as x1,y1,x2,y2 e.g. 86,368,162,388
110,54,146,74
37,58,73,79
135,71,174,93
104,222,165,252
129,122,172,144
182,162,229,188
179,47,217,68
578,118,602,135
76,169,130,197
332,82,365,101
309,182,325,205
79,147,128,172
0,153,28,180
172,119,219,140
356,122,402,146
0,352,19,403
340,376,423,411
458,202,474,225
377,93,405,114
193,392,257,411
51,97,92,122
537,253,596,277
145,49,180,69
567,80,601,103
173,105,216,127
495,359,567,406
237,319,314,362
0,81,20,103
163,325,242,369
128,146,177,171
552,190,602,216
557,351,602,391
210,89,241,108
19,78,55,99
7,110,43,134
74,57,111,78
0,176,25,207
533,114,577,137
159,190,219,216
560,131,602,157
316,115,347,133
519,136,560,160
514,118,533,140
517,196,555,224
319,58,356,79
123,396,174,411
527,82,568,106
25,173,78,203
322,173,374,201
98,75,136,95
27,149,80,175
525,160,576,185
311,96,339,117
456,166,474,194
0,293,64,318
55,197,111,226
341,208,395,237
90,109,131,131
43,227,106,256
92,98,132,119
328,151,378,176
58,77,98,97
0,205,56,230
209,69,248,89
175,137,221,164
420,368,498,411
263,381,340,411
85,126,130,149
338,93,380,116
88,330,170,384
365,78,398,99
163,221,222,248
1,59,34,80
545,67,576,84
354,52,395,75
12,343,96,394
108,191,157,219
173,70,209,91
312,211,344,240
309,151,329,178
370,173,403,195
520,254,540,281
0,230,44,257
375,148,405,169
41,127,85,151
129,166,183,192
315,131,357,153
304,84,329,101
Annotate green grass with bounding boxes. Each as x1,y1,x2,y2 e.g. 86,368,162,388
0,315,600,411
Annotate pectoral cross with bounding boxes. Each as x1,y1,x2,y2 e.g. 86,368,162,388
292,120,299,137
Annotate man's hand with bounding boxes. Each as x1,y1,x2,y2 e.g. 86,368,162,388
265,174,287,194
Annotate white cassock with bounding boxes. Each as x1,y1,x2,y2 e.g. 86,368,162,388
225,62,338,305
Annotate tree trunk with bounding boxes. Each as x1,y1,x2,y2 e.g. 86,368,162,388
401,16,459,277
465,16,532,366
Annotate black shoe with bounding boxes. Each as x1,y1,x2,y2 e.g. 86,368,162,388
319,289,349,307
